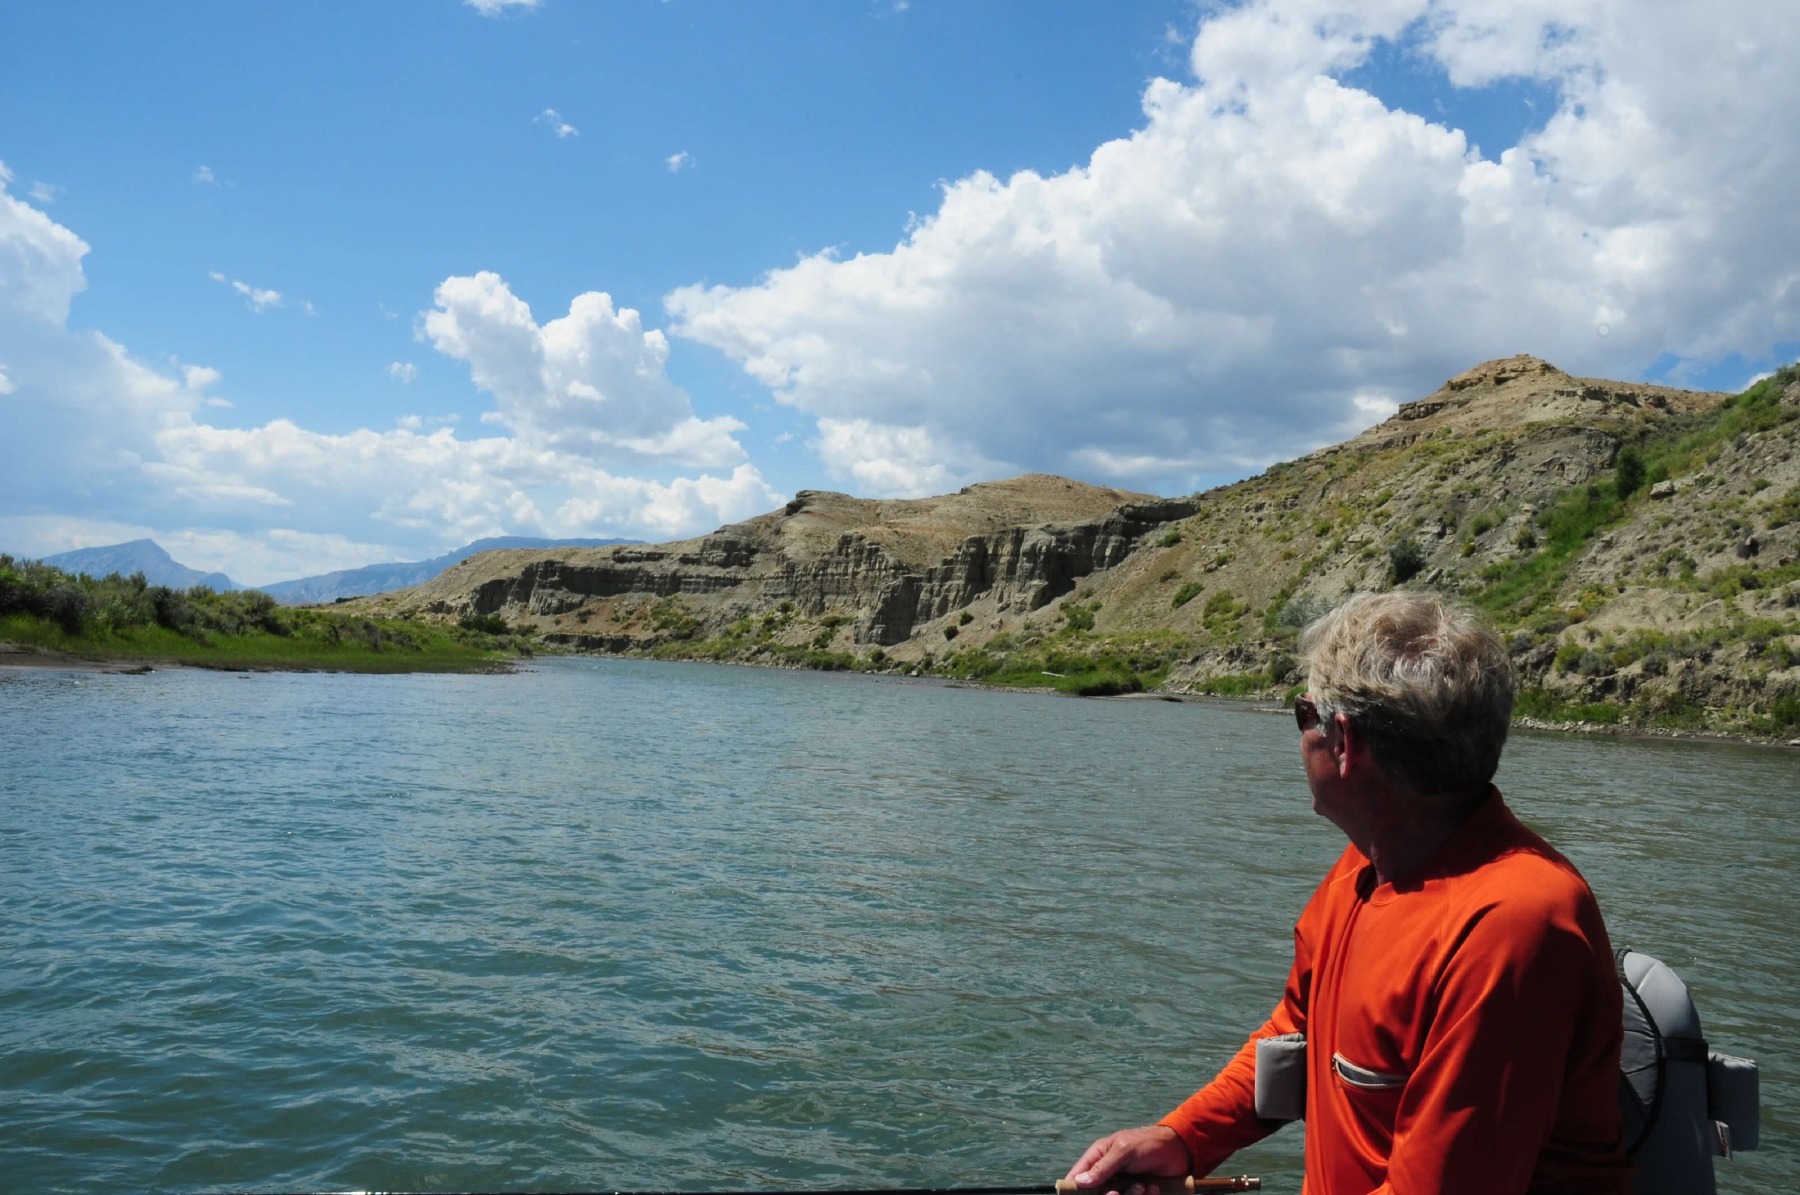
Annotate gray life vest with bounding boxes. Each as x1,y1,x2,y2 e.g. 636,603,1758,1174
1616,947,1759,1195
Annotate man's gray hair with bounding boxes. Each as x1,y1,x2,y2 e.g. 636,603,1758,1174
1300,591,1515,797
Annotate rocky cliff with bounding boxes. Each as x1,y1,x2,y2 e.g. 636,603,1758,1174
354,356,1800,739
363,475,1198,648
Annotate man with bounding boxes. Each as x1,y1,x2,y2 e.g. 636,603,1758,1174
1065,592,1631,1194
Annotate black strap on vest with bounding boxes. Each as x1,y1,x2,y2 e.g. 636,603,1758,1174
1664,1035,1710,1065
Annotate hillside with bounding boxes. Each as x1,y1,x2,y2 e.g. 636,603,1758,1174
352,356,1800,739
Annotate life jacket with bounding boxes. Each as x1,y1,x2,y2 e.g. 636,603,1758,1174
1616,948,1759,1195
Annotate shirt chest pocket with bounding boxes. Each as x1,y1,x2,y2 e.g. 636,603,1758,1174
1331,1050,1411,1136
1329,994,1418,1097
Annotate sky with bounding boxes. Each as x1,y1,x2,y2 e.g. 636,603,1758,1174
2,0,1796,587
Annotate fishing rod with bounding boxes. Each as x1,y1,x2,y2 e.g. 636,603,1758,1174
248,1178,1262,1195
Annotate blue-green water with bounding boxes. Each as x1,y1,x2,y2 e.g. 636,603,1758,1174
1,657,1793,1193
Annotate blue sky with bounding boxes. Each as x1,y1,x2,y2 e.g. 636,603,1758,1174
3,0,1796,584
5,3,1189,457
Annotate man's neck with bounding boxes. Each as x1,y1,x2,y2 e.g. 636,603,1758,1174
1362,787,1488,886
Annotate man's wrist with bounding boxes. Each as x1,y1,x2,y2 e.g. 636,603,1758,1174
1154,1120,1196,1173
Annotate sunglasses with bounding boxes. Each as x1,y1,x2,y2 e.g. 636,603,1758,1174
1294,696,1321,733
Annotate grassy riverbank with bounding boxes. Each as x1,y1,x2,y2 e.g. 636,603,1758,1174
0,558,527,673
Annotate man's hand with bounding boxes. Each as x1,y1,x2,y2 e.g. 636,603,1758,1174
1063,1123,1191,1192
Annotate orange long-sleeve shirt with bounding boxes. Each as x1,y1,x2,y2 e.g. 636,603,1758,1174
1161,791,1631,1194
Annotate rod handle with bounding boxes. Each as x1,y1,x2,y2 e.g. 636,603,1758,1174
1054,1178,1259,1194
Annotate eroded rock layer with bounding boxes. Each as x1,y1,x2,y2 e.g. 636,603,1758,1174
369,475,1196,647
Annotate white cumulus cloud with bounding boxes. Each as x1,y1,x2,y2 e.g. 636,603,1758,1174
467,0,540,15
388,361,418,384
668,0,1800,496
423,271,749,469
666,151,693,173
1,163,90,326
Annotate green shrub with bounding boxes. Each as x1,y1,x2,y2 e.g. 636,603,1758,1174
1069,668,1143,697
1171,581,1204,609
1615,444,1648,502
1388,535,1428,585
1760,694,1800,732
647,598,699,639
1273,593,1328,632
1196,670,1267,696
1514,688,1625,724
1766,486,1800,529
1201,590,1249,634
1643,689,1707,730
1703,565,1761,598
1266,650,1297,684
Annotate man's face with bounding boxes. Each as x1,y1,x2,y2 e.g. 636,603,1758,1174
1297,694,1357,836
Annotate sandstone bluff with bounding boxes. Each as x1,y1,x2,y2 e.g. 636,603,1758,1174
369,475,1194,649
355,356,1800,740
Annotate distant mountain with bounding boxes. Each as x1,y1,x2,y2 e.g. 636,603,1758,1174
40,539,241,591
257,536,636,605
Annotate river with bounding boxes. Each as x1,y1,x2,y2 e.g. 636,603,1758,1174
1,657,1792,1192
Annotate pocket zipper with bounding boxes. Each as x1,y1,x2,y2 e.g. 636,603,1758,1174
1332,1052,1408,1090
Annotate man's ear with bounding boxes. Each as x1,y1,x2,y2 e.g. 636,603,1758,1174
1333,712,1363,779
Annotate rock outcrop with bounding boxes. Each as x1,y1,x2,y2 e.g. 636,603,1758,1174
364,475,1197,648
